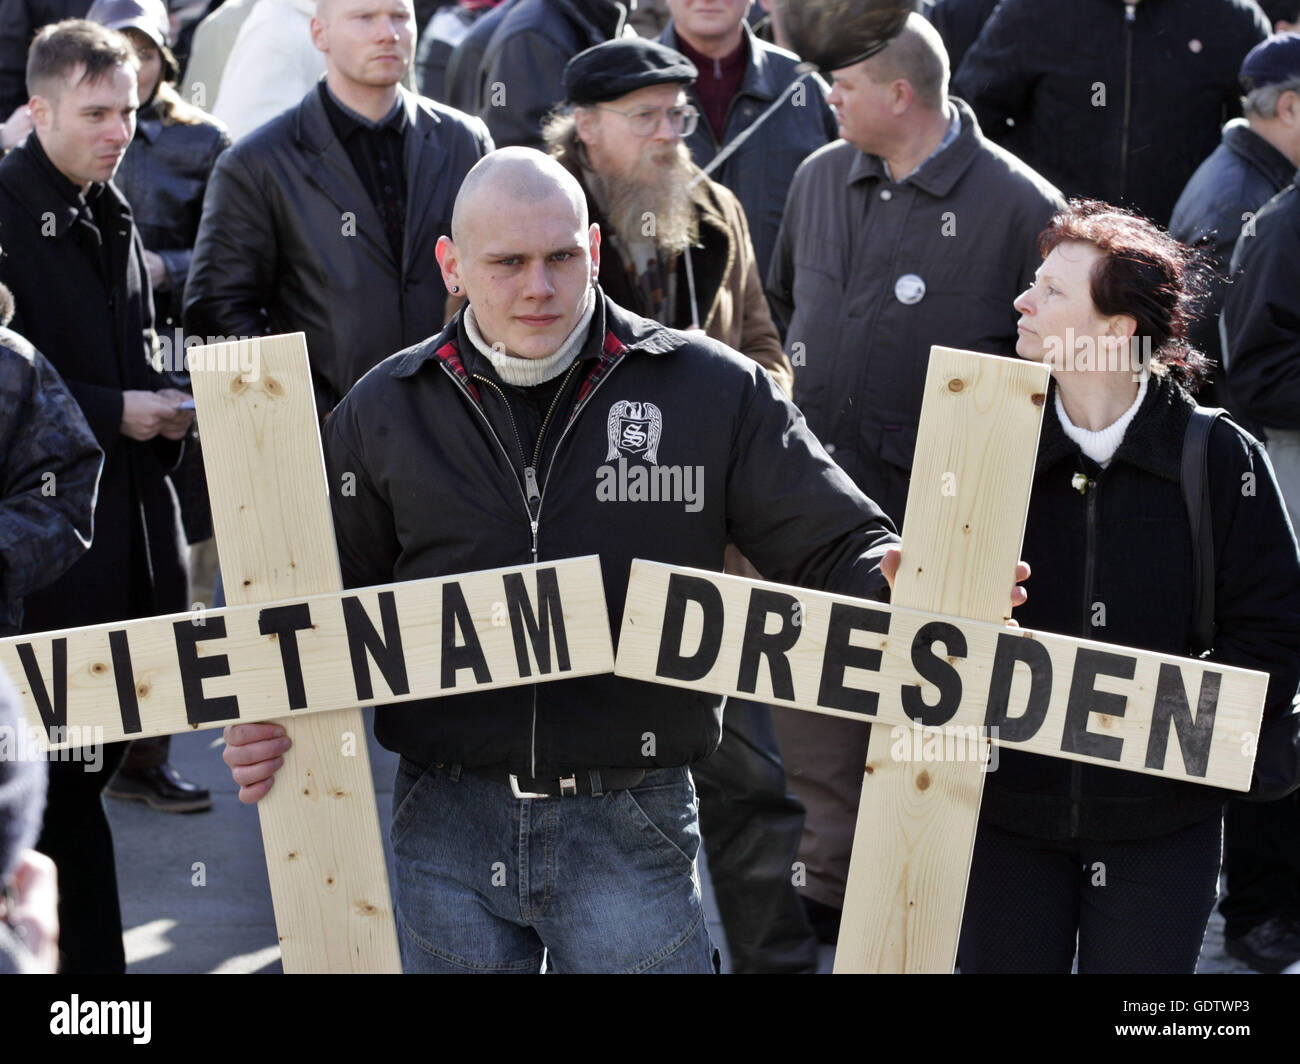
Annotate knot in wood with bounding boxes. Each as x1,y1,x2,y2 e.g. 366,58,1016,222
947,378,964,393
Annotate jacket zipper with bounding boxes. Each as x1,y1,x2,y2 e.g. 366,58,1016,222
1120,2,1136,202
461,358,595,776
1072,476,1100,837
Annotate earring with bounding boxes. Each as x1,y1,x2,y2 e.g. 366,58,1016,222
451,285,460,293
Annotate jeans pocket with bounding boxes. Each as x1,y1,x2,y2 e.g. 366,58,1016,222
390,756,435,848
612,770,700,877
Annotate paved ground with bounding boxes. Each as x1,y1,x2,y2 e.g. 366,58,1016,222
107,717,1251,974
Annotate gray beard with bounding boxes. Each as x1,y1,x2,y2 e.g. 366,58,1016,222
593,145,699,257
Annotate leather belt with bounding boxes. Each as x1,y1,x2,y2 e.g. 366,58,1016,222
444,763,647,798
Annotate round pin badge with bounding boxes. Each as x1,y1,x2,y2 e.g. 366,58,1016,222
894,273,926,305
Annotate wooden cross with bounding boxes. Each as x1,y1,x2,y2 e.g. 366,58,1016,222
615,347,1269,973
1,339,1266,973
0,335,615,973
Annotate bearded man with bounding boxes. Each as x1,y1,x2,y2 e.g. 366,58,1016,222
541,38,820,972
543,37,790,396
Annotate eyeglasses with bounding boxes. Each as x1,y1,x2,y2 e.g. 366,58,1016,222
595,103,700,138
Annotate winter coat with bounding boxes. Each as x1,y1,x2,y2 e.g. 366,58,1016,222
0,0,90,118
659,20,838,283
113,100,231,331
983,373,1300,840
477,0,627,149
767,97,1062,526
1221,182,1300,527
1169,119,1296,382
954,0,1269,226
560,153,791,396
185,84,492,418
0,325,102,635
444,0,519,114
323,289,898,775
0,137,188,631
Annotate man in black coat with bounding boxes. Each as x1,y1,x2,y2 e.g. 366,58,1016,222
185,0,493,420
0,18,193,973
475,0,627,149
1170,33,1300,407
954,0,1269,227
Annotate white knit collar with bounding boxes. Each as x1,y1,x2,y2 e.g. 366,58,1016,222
463,289,596,388
1055,375,1149,468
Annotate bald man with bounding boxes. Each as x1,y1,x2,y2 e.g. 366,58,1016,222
186,0,492,420
219,146,915,974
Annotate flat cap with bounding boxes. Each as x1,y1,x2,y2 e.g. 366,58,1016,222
564,38,697,106
1240,32,1300,92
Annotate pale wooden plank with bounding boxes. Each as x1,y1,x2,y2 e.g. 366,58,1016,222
614,562,1266,790
837,347,1049,973
190,334,400,973
0,557,613,746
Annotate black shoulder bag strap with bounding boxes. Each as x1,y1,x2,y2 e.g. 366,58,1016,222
1182,406,1226,656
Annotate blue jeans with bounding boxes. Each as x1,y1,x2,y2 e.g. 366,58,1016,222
390,759,717,973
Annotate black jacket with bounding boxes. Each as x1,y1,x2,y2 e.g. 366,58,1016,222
659,20,837,283
0,0,89,117
983,374,1300,840
185,84,492,417
444,0,520,113
113,101,231,331
0,137,188,631
1169,119,1296,384
477,0,626,149
0,325,102,635
1221,182,1300,435
323,291,899,775
954,0,1269,225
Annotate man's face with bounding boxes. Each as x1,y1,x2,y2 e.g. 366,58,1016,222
312,0,415,88
826,58,896,154
667,0,752,43
437,189,600,360
577,83,690,182
31,63,138,190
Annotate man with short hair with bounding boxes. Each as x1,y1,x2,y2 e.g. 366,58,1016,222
0,17,194,972
223,145,922,973
185,0,492,421
767,12,1061,939
1171,33,1300,407
659,0,836,285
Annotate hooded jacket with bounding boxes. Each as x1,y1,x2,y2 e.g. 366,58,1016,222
323,290,898,775
983,372,1300,840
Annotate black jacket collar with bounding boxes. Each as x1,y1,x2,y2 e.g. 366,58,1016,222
0,135,132,240
662,20,783,104
1222,118,1299,192
1035,371,1195,483
390,288,690,381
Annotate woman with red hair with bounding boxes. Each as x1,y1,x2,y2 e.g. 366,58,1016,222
959,200,1300,973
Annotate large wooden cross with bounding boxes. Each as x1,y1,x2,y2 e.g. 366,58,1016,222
614,347,1268,973
0,339,1266,973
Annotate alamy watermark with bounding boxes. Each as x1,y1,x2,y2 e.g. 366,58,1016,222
1041,331,1152,381
0,722,106,772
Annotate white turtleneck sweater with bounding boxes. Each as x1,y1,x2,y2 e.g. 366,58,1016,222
1055,375,1149,467
462,289,597,388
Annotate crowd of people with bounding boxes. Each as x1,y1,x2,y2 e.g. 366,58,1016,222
0,0,1298,976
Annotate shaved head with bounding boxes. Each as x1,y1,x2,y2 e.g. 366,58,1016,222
863,12,948,111
451,146,589,252
436,146,600,360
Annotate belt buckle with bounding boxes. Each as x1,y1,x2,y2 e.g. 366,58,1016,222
558,774,578,797
508,774,549,799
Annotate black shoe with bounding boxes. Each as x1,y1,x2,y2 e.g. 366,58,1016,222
1223,916,1300,973
801,896,842,945
105,763,213,813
